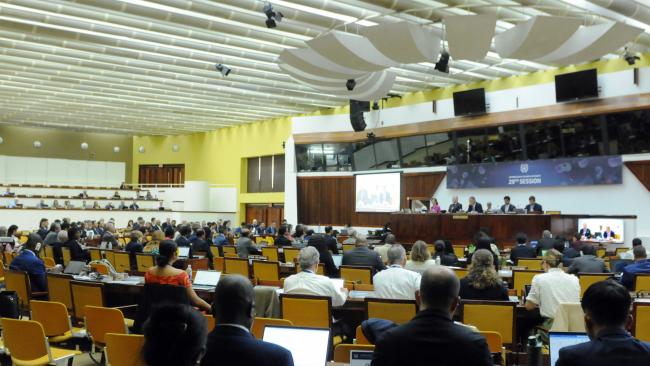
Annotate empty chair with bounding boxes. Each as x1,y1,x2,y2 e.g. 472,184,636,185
480,331,506,366
224,257,250,277
333,344,375,363
342,244,355,253
61,247,71,265
355,325,371,345
633,302,650,342
105,333,146,366
222,245,237,256
113,251,131,273
209,246,219,259
135,253,155,272
70,280,106,322
213,257,225,272
280,294,332,328
517,258,543,270
262,247,279,262
85,305,130,361
365,298,417,325
91,262,111,275
578,273,614,298
30,300,82,344
250,317,293,340
104,250,116,267
340,265,373,285
253,260,280,282
88,248,102,262
453,245,465,258
635,274,650,292
461,300,516,346
513,269,543,297
42,257,56,268
1,317,80,366
204,314,216,333
283,247,300,264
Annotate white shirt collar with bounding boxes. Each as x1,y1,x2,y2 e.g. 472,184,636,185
218,323,250,333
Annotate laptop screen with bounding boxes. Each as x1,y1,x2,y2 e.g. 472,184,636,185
332,254,343,268
64,261,86,274
177,247,190,258
549,332,590,366
193,271,221,286
263,326,330,366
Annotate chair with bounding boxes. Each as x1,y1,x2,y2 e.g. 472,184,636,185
512,269,543,297
213,256,225,272
333,344,375,363
342,244,356,253
70,280,106,322
113,251,131,273
340,265,373,285
47,273,73,310
253,260,280,282
133,283,190,334
1,317,80,366
209,246,219,258
453,245,465,258
578,273,614,298
188,258,209,271
204,314,216,333
635,274,650,292
265,236,275,246
354,283,374,291
250,317,293,340
222,245,237,256
61,247,71,265
42,257,56,268
355,325,371,345
105,333,146,366
480,331,506,366
549,303,586,332
44,245,55,260
461,300,516,346
365,298,417,325
283,247,300,263
0,259,4,282
633,302,650,342
30,300,82,344
5,269,46,311
4,251,15,264
517,258,543,270
280,294,332,328
453,268,468,279
224,257,250,277
262,246,279,262
104,250,116,267
85,306,129,347
88,248,102,262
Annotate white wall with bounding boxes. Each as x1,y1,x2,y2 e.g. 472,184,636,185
0,155,125,187
147,183,237,213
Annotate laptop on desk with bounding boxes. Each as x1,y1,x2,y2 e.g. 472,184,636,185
263,326,331,366
192,270,221,291
332,254,343,268
177,246,190,259
64,261,87,275
549,332,590,366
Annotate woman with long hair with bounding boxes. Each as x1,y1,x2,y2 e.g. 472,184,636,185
459,249,508,301
405,241,437,274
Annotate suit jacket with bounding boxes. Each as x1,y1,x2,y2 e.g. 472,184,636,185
324,235,339,255
578,228,592,238
371,309,492,366
556,328,650,366
500,203,516,213
467,202,483,213
567,255,608,274
342,247,386,274
200,326,294,366
563,247,581,267
307,235,338,277
448,202,463,213
510,244,537,264
621,259,650,290
525,203,543,213
37,228,49,240
66,240,89,262
9,250,47,292
236,237,259,258
536,238,557,256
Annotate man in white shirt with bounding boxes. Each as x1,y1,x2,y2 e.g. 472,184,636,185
525,249,580,327
374,234,396,264
284,246,348,307
373,244,421,300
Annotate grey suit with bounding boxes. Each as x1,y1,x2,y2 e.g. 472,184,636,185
341,247,386,274
567,255,609,274
236,237,259,258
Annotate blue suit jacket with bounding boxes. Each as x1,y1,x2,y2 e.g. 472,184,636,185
200,325,293,366
621,259,650,290
467,202,483,213
556,328,650,366
9,250,47,292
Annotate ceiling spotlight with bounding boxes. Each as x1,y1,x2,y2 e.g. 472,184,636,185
216,64,231,77
263,2,284,28
624,47,640,66
435,51,450,73
346,79,356,91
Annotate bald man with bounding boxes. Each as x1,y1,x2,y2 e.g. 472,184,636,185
371,267,492,366
201,275,293,366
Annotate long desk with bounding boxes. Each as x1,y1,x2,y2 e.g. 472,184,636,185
389,213,636,247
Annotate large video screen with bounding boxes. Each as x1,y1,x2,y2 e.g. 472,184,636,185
355,172,401,213
577,218,624,243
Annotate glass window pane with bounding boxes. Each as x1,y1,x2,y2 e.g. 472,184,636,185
425,133,454,165
560,118,603,157
323,143,353,172
400,135,426,168
373,139,400,169
295,144,325,172
353,142,376,171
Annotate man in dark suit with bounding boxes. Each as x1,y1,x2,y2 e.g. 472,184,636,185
448,195,462,214
9,233,47,292
567,245,608,274
578,223,592,239
555,280,650,366
500,195,516,213
342,235,386,274
525,195,543,213
467,196,483,213
536,230,557,256
510,233,537,264
372,266,492,366
324,226,339,255
201,275,294,366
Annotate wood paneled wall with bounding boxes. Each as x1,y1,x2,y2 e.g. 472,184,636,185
297,172,445,226
626,160,650,192
246,204,284,226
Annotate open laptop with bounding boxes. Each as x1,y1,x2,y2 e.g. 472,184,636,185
64,261,87,275
332,254,343,268
549,332,590,366
177,246,190,259
192,270,221,291
263,326,331,366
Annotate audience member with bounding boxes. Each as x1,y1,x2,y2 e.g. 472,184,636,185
621,245,650,290
9,233,47,292
101,222,119,249
306,234,338,277
341,234,386,274
562,239,582,266
536,230,556,256
342,229,357,245
143,303,208,366
275,225,293,247
555,280,650,366
191,229,213,269
405,240,436,274
37,218,49,240
144,230,164,254
175,224,192,250
236,229,260,258
144,240,211,312
6,224,20,252
459,249,508,301
371,267,492,365
432,240,458,266
43,223,61,246
200,275,293,366
284,247,347,306
324,226,339,254
125,230,144,271
50,230,67,265
619,238,643,260
567,245,608,274
374,245,421,300
510,233,536,264
374,234,396,263
65,227,89,262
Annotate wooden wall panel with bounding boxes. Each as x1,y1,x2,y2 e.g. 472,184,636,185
626,160,650,192
401,172,446,209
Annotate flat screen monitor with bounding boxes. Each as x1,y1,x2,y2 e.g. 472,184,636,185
555,69,598,102
355,172,401,213
577,218,623,243
263,326,331,366
453,88,486,116
549,332,590,366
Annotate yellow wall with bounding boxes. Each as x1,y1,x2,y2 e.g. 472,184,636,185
132,117,292,221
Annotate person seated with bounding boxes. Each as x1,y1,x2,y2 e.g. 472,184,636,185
145,190,153,200
621,246,650,290
448,195,462,213
129,200,140,210
602,226,616,240
78,190,89,199
191,229,213,269
9,233,47,292
92,201,101,209
510,232,537,264
567,245,608,274
432,240,458,266
212,227,227,247
374,234,396,264
578,223,592,240
235,229,260,258
536,230,557,256
143,303,208,366
430,197,441,213
52,199,61,209
104,202,115,210
459,249,508,301
37,200,49,209
342,228,357,245
525,195,543,213
200,275,294,366
37,219,49,240
274,225,293,247
341,234,386,274
266,222,278,236
525,250,580,333
81,201,88,210
65,227,89,262
144,240,211,312
374,245,421,300
63,200,73,209
50,230,67,265
112,191,121,199
483,201,498,214
125,231,144,271
3,187,14,197
619,238,643,260
555,280,650,366
284,247,347,306
500,195,516,213
405,240,437,274
118,200,128,210
144,230,164,255
306,234,338,278
371,267,492,365
100,222,120,250
7,198,18,209
467,196,483,214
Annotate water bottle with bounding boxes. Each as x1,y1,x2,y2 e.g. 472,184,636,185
526,335,542,366
186,265,193,280
435,256,441,265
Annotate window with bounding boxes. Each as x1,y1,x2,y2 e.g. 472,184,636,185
247,154,285,193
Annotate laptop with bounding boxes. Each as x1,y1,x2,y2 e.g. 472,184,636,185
350,350,373,366
64,261,87,275
332,254,343,268
177,247,190,259
263,326,331,366
192,270,221,291
549,332,590,366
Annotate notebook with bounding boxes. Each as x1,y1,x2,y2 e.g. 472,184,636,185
263,326,331,366
549,332,590,366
